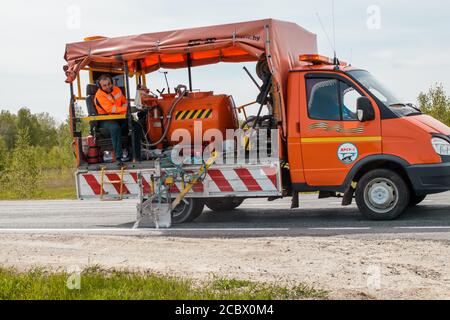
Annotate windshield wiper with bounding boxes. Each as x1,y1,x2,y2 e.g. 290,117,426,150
405,112,423,117
406,103,422,113
389,103,422,113
389,103,406,108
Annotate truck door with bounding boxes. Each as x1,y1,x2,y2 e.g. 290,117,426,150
300,73,382,187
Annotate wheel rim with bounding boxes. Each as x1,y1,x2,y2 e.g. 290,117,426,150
363,177,399,214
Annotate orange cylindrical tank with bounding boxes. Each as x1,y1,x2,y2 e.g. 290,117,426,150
146,106,164,149
147,91,238,146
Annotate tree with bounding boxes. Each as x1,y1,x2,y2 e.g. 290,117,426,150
35,112,58,149
15,108,60,150
418,83,450,126
0,110,17,150
4,127,42,198
0,137,7,172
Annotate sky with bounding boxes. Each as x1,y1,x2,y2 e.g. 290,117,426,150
0,0,449,122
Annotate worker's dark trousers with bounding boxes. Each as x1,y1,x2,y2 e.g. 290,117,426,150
99,119,142,160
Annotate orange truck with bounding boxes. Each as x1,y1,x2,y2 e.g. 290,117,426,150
64,19,450,223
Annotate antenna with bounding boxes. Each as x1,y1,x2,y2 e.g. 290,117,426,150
332,0,337,61
316,0,339,67
349,48,353,66
315,12,334,55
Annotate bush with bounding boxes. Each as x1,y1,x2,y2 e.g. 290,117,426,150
0,137,7,173
2,128,42,198
418,83,450,126
0,109,76,199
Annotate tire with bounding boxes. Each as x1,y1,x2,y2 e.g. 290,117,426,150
171,198,205,224
409,194,426,207
205,197,245,212
355,169,410,220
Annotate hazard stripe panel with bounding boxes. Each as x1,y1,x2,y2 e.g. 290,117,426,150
77,165,280,199
175,109,213,120
208,169,234,192
234,168,263,191
83,174,104,195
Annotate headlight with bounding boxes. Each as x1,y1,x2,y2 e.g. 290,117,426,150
431,137,450,156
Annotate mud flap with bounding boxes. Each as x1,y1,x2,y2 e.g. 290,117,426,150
291,191,299,209
342,186,356,206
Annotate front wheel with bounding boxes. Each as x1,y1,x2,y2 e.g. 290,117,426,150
172,198,205,224
355,169,410,220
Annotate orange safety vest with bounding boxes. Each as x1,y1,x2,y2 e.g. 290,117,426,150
94,86,128,115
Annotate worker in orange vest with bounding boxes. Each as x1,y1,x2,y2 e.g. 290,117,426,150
94,74,142,162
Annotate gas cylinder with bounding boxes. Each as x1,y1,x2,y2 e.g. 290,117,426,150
86,135,101,164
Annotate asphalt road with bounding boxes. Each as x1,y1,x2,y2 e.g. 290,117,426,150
0,193,449,238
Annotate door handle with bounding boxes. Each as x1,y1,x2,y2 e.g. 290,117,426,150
296,122,301,133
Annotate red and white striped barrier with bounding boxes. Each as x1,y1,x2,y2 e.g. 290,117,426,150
76,164,281,199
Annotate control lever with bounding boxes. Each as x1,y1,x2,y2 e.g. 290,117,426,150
159,71,171,94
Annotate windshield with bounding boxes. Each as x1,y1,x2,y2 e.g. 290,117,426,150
348,70,420,117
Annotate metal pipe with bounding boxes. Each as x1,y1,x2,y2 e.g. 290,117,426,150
243,66,261,90
137,61,142,87
69,83,84,166
76,76,82,99
142,72,147,88
252,74,272,130
187,53,193,91
69,83,76,133
123,62,137,162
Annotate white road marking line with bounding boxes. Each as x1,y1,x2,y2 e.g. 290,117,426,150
0,228,290,232
394,226,450,230
308,227,371,230
329,200,444,205
0,226,449,234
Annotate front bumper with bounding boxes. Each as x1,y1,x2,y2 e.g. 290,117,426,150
407,162,450,195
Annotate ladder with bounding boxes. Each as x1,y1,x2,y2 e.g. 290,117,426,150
99,166,126,201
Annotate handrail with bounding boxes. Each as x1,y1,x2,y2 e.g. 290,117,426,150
235,101,257,121
80,114,127,122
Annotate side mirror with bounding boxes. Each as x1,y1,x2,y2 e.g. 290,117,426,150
357,97,375,122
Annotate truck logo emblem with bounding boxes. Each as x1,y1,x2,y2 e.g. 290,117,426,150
337,143,358,164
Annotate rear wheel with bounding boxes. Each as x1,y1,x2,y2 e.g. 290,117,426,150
205,197,245,212
355,169,410,220
171,198,205,224
409,194,426,207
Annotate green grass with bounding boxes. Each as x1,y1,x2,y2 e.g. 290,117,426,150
34,186,77,200
0,187,76,200
0,168,77,200
0,267,327,300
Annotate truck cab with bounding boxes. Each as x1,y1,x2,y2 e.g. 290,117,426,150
287,54,450,220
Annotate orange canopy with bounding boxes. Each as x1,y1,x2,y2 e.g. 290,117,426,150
63,19,317,134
